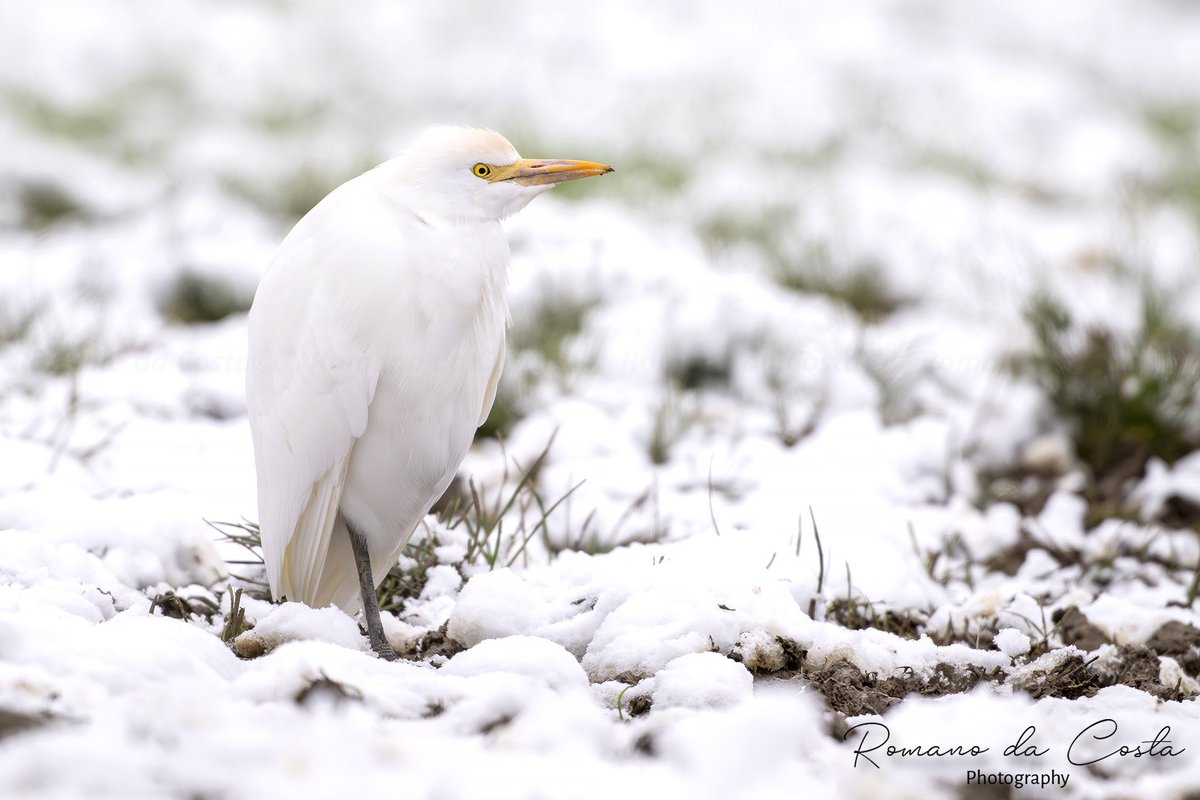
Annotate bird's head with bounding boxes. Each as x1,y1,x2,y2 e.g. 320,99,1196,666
390,126,612,222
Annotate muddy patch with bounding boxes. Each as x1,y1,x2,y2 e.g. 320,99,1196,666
803,659,987,717
758,614,1198,725
399,622,464,663
1011,653,1104,700
0,708,53,741
1146,620,1200,676
294,674,364,707
1052,605,1109,651
1015,645,1189,702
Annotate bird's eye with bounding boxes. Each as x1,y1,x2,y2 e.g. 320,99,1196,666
473,163,493,178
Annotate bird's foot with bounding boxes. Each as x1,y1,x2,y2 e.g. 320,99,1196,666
366,632,399,661
362,628,400,662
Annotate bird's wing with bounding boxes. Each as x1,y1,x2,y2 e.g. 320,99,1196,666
477,338,506,426
246,229,381,607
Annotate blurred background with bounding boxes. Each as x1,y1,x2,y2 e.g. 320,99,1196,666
2,0,1200,574
6,8,1200,795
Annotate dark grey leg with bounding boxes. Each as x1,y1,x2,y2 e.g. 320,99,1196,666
346,523,398,661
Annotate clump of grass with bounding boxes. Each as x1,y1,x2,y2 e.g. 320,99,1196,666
816,554,924,641
221,587,248,643
0,300,39,348
699,206,906,323
610,151,690,196
7,89,126,147
1143,103,1200,225
697,204,798,267
1015,290,1200,503
7,71,185,167
379,441,593,610
774,246,904,324
911,147,997,191
248,102,328,137
509,286,598,373
476,285,600,442
18,181,86,229
451,437,580,565
765,354,824,447
1145,104,1200,145
225,167,345,222
161,271,253,325
553,482,669,558
213,437,600,618
34,335,105,377
375,525,445,613
208,519,272,600
647,389,704,466
810,508,921,640
149,589,220,621
224,145,385,222
666,354,731,392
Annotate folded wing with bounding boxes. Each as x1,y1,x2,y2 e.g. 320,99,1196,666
246,231,381,608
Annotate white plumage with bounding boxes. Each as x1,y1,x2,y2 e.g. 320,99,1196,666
246,126,610,657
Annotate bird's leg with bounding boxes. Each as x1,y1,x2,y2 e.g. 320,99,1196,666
347,523,399,661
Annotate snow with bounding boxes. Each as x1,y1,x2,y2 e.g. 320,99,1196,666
3,0,1200,797
1132,452,1200,521
994,628,1033,658
234,602,369,655
441,635,590,692
644,652,754,711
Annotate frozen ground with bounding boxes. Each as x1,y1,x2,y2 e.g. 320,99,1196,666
3,1,1200,797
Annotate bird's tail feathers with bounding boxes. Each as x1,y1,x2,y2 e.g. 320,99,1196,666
279,457,358,609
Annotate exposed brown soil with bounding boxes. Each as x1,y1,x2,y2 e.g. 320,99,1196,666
803,659,988,717
1145,620,1200,673
149,590,220,622
293,674,363,707
395,622,464,662
1010,653,1104,700
0,708,52,741
757,610,1199,727
1052,605,1109,651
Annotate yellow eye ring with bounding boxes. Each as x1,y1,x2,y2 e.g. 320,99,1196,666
472,163,492,178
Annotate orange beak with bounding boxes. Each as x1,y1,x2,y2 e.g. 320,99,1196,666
490,158,614,187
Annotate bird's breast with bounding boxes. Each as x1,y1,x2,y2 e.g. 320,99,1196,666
340,265,506,549
335,217,506,442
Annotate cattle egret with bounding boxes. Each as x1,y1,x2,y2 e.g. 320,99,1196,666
246,126,612,659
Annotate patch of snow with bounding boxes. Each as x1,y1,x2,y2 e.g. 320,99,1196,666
234,602,369,655
994,627,1032,658
646,652,754,711
441,635,589,692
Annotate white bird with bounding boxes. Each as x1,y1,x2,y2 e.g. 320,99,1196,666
246,126,611,658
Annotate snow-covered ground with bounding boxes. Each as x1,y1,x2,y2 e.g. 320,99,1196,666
3,1,1200,797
